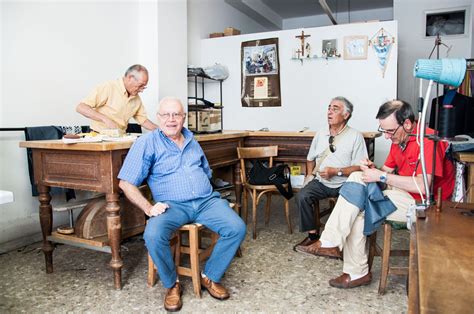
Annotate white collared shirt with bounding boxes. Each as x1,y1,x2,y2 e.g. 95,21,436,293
307,125,368,188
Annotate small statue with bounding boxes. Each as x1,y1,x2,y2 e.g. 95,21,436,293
305,42,312,58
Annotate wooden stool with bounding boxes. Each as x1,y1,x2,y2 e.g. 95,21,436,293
147,223,219,297
378,221,409,295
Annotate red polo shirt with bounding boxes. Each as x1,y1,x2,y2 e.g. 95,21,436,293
384,124,455,201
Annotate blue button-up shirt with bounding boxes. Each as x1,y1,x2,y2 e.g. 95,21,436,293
118,128,213,202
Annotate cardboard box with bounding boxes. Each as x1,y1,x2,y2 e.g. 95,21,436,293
209,32,224,38
224,27,241,36
188,109,222,132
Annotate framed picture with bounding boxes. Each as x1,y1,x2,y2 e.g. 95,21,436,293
343,36,368,60
241,38,281,107
424,6,470,38
322,39,338,58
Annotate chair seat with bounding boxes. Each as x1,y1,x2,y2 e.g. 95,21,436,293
244,182,290,190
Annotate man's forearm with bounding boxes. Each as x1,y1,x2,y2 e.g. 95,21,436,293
385,173,431,195
119,180,153,215
306,160,315,176
141,119,159,131
76,103,109,124
340,165,361,177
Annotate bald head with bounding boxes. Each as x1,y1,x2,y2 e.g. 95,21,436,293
157,97,186,139
158,97,184,113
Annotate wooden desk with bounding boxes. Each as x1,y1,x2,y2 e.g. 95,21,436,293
408,202,474,313
454,152,474,203
245,131,381,166
20,130,378,289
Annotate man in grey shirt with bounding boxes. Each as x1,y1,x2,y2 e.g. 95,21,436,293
294,97,368,254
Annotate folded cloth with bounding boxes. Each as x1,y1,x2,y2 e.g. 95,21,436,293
339,182,397,235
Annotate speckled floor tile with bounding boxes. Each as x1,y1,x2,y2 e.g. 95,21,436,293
0,198,408,313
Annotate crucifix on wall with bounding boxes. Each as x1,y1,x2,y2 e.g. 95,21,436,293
295,30,311,57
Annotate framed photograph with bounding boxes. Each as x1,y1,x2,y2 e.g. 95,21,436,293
424,6,470,38
322,39,338,57
343,36,368,60
243,44,278,76
241,38,281,107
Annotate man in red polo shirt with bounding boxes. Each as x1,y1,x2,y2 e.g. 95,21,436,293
299,100,455,289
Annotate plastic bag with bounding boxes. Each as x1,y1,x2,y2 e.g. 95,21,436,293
204,63,229,80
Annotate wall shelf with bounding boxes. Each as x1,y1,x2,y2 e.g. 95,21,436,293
187,74,223,134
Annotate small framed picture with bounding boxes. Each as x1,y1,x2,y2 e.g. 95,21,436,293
424,6,470,38
322,39,338,58
343,36,368,60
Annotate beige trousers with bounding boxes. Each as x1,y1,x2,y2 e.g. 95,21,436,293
320,171,415,276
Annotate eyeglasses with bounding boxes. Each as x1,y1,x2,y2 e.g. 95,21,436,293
329,135,336,153
132,75,147,90
158,112,186,120
378,125,401,135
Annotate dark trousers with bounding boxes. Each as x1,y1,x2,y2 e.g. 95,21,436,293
296,179,340,233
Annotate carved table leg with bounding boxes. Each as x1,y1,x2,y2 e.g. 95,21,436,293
106,192,123,289
233,164,242,217
38,185,54,273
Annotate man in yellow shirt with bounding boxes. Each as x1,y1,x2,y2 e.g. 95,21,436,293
76,64,158,133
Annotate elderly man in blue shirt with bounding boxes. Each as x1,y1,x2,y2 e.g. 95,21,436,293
118,97,246,312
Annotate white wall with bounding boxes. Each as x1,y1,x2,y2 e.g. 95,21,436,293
199,21,398,166
157,0,188,107
187,0,269,65
0,0,187,251
283,7,394,29
394,0,473,105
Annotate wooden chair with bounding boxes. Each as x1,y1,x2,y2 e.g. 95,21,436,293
237,145,292,239
378,221,409,295
313,196,337,232
147,223,219,297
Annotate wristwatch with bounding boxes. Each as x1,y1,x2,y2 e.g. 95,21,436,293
337,168,343,177
380,172,388,183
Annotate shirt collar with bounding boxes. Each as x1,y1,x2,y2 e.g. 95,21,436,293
118,78,127,96
157,127,193,146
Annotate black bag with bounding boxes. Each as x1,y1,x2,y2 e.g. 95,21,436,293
248,160,293,199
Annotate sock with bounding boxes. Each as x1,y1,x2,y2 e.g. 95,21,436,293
308,232,320,240
348,272,367,281
320,239,336,248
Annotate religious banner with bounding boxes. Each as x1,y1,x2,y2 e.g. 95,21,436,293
241,38,281,107
369,28,395,77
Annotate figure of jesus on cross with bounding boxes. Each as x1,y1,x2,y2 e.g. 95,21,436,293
295,30,311,57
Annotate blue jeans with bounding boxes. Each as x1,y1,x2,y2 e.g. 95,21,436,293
144,192,246,288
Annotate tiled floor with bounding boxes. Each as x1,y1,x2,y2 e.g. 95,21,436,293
0,198,409,312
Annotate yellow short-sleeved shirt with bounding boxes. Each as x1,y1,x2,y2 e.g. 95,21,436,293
81,78,148,132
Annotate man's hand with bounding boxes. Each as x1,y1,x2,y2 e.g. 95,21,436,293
319,167,336,180
361,167,384,183
102,117,119,129
360,158,375,171
146,202,170,217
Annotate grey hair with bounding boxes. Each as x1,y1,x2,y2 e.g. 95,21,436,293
331,96,354,120
124,64,148,77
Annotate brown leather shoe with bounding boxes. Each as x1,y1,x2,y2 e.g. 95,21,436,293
329,272,372,289
164,282,183,312
201,276,230,300
293,236,319,252
295,240,342,260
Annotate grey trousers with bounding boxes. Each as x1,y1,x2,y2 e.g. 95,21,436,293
295,179,340,233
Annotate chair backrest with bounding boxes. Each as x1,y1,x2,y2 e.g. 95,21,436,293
237,145,278,184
